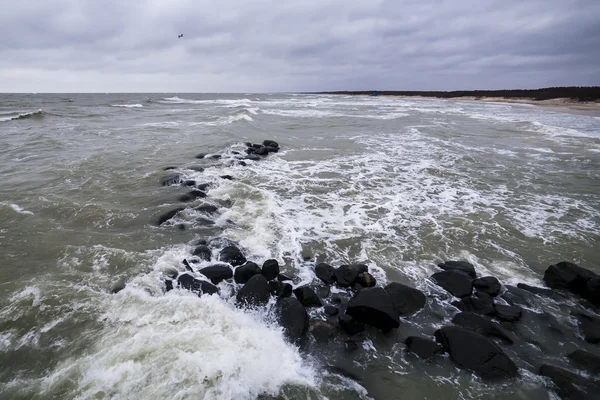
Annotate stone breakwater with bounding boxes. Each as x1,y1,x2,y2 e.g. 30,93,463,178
119,139,600,399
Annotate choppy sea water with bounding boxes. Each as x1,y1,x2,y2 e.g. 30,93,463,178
0,93,599,399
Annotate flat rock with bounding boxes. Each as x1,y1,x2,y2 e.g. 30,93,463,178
236,274,270,306
431,270,473,298
452,293,495,316
234,261,261,284
157,207,185,225
567,349,600,374
219,245,247,266
540,364,600,400
346,287,400,331
438,261,477,279
293,286,322,307
494,304,522,322
335,265,359,287
199,265,233,284
384,282,426,316
405,336,444,360
435,326,519,380
262,259,280,281
315,263,336,285
452,312,514,344
473,276,502,297
278,297,309,344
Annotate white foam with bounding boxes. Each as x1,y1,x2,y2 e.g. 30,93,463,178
111,104,143,108
1,202,34,215
0,109,44,122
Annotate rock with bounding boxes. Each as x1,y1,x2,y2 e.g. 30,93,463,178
585,278,600,306
238,161,247,166
277,273,293,282
196,183,211,191
310,320,338,343
263,140,280,148
335,265,359,287
183,180,196,187
234,261,262,284
324,306,339,316
165,279,173,292
219,246,247,266
195,204,219,214
452,312,514,344
182,259,194,272
405,336,444,360
245,153,260,161
198,280,219,295
251,143,262,149
331,296,342,304
110,281,126,294
438,260,477,279
265,146,279,153
315,263,336,285
163,166,177,171
338,314,365,335
494,304,522,322
177,273,218,295
346,287,400,331
278,297,309,344
384,282,427,316
220,175,234,180
567,349,600,374
160,173,182,186
178,190,207,202
157,207,186,225
543,261,600,305
262,259,280,281
435,326,519,380
209,154,221,159
195,216,214,226
473,276,502,297
574,312,600,343
195,153,207,159
199,265,233,284
431,270,473,298
192,245,212,261
516,283,556,297
255,146,269,156
452,293,495,316
539,364,600,400
355,272,376,288
236,274,270,306
293,286,322,307
188,166,204,172
268,281,292,298
245,147,256,154
317,286,330,298
501,285,537,307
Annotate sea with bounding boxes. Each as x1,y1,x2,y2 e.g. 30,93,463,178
0,93,599,399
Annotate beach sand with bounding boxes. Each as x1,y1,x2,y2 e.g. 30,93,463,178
451,96,600,117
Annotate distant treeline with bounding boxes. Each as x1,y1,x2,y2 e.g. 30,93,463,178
316,87,600,101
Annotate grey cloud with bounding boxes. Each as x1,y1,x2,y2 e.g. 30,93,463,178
0,0,598,92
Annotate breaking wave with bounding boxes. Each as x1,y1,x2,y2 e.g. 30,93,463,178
0,109,45,122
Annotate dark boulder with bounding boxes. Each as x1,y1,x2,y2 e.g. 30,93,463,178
335,265,359,287
160,173,182,186
195,216,215,226
516,283,556,297
263,140,280,148
199,265,233,284
494,304,522,322
544,261,599,304
236,274,270,306
567,349,600,374
157,207,185,225
431,270,473,298
405,336,444,360
585,277,600,306
438,260,477,279
278,297,309,344
188,166,204,172
192,245,212,261
195,204,219,214
177,273,218,295
355,272,377,288
384,282,426,316
195,153,207,159
309,320,338,343
251,143,262,149
182,259,194,272
219,246,247,266
209,154,221,159
178,190,207,202
220,175,234,180
293,286,322,307
277,273,293,282
268,281,292,298
163,166,177,171
198,280,219,295
234,261,261,284
501,285,537,307
574,312,600,344
245,153,260,161
324,305,339,316
196,183,211,191
338,314,365,336
183,180,196,187
315,263,336,285
346,287,399,331
265,146,279,153
452,312,514,344
255,146,269,156
435,326,519,380
262,259,280,281
473,276,502,297
317,286,330,298
540,364,600,400
165,279,173,292
452,292,495,316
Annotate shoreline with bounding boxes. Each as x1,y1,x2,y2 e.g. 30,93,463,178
445,96,600,117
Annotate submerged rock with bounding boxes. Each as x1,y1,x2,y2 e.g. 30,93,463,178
431,270,473,298
315,263,336,285
157,207,186,225
452,292,495,316
293,286,323,307
160,173,182,186
539,364,600,400
219,246,247,266
278,297,309,344
452,312,514,344
435,326,519,380
384,282,426,316
262,259,280,281
574,312,600,344
494,304,523,322
324,305,339,316
346,287,399,331
195,203,219,214
192,245,212,261
199,265,233,284
438,260,477,279
405,336,444,360
234,261,261,284
236,274,270,306
310,320,338,343
338,314,365,336
473,276,502,297
567,349,600,374
178,190,207,202
245,153,260,161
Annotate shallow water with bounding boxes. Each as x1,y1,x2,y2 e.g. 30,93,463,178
1,93,599,399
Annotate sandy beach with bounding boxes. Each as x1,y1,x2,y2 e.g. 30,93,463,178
450,96,600,117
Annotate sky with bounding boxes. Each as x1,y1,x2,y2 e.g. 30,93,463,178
1,0,599,92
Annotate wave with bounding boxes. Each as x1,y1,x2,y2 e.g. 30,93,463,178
0,202,34,215
160,97,255,106
0,109,45,122
111,104,143,108
191,112,254,126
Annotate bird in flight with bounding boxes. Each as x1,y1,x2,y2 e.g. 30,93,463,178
178,34,184,38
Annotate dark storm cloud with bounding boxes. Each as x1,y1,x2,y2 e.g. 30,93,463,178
0,0,598,92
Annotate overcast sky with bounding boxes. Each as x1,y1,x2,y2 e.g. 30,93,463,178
1,0,599,92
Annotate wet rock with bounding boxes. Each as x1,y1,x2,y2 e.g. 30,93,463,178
355,272,377,288
324,305,339,316
245,153,260,161
195,204,219,214
278,297,309,344
236,274,270,306
452,292,495,316
574,312,600,344
268,281,292,298
263,140,280,148
195,153,207,159
265,146,279,153
110,281,126,294
473,276,502,297
262,259,280,281
209,154,221,159
431,270,473,298
539,364,600,400
195,216,215,226
188,166,204,172
177,273,219,295
277,273,293,282
405,336,444,360
238,161,247,166
198,280,219,295
317,286,330,298
163,166,177,171
192,245,212,261
452,312,514,344
157,207,186,225
199,265,233,284
516,283,556,297
183,180,196,187
219,246,247,266
501,285,537,307
196,183,211,191
544,261,598,294
438,260,477,279
255,146,269,156
384,282,427,316
335,265,359,288
234,261,261,284
310,320,338,343
165,279,173,292
435,326,519,380
293,286,323,307
182,259,194,272
160,173,182,186
331,296,342,304
338,314,365,335
567,349,600,374
251,143,262,149
585,278,600,306
346,287,400,331
220,175,234,180
315,263,336,285
178,190,207,202
494,304,523,322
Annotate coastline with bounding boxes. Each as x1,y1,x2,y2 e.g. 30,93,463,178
447,96,600,117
